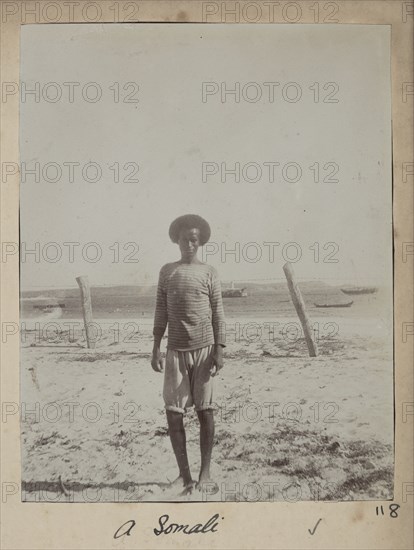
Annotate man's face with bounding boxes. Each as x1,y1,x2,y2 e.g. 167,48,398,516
178,227,200,260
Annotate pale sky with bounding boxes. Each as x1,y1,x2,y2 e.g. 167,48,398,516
20,24,392,289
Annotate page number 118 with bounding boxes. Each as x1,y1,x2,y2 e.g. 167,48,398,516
376,504,400,518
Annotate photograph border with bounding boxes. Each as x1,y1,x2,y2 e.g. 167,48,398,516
1,1,413,549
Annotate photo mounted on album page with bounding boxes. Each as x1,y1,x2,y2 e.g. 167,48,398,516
0,2,412,549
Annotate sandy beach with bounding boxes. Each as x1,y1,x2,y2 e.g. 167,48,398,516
20,309,394,503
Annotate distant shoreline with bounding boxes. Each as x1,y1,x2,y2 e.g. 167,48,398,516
20,281,387,296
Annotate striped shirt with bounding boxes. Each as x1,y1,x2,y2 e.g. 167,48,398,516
153,262,226,351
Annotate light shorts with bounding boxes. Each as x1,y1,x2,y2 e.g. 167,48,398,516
163,345,215,414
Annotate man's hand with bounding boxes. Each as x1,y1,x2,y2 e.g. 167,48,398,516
151,348,165,373
210,344,224,376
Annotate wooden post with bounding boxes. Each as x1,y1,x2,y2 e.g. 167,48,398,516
76,275,95,349
283,262,318,357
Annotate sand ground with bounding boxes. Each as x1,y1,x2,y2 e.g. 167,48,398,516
20,315,394,502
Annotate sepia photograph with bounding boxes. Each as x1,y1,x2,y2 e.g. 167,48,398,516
17,22,394,504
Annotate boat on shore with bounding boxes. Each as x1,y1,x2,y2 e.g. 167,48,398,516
340,287,377,295
314,300,353,308
222,282,248,298
33,303,65,312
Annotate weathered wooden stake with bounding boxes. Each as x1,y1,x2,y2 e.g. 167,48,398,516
283,262,318,357
76,275,95,349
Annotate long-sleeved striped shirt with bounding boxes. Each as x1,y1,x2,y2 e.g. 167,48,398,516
153,261,226,351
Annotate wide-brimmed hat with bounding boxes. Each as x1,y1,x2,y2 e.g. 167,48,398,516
169,214,211,245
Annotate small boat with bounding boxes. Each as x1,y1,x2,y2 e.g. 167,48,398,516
314,300,353,308
222,288,248,298
33,303,65,311
222,281,247,298
341,287,377,295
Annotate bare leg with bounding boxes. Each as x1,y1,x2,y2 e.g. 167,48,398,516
166,410,194,492
197,409,219,494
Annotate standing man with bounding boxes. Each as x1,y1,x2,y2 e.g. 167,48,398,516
151,214,225,495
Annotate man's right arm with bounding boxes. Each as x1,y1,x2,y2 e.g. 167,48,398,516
152,329,165,353
152,268,167,372
151,330,165,373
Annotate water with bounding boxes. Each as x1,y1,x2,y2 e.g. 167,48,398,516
20,283,387,321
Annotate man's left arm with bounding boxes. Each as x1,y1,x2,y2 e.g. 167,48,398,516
210,269,226,374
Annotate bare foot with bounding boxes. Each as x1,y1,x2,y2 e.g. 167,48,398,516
179,480,197,496
168,475,196,494
168,475,185,488
196,480,219,496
